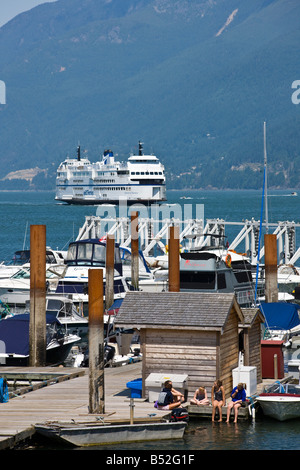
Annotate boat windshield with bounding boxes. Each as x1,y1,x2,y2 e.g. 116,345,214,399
12,268,30,279
9,250,30,266
67,242,106,266
66,241,121,267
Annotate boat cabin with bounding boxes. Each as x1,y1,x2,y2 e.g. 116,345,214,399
66,239,123,275
179,251,254,307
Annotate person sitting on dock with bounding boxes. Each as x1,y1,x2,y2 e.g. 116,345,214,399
190,386,209,406
211,380,225,422
226,383,246,423
156,380,185,410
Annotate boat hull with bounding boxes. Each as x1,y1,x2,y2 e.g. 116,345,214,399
56,197,167,205
35,421,187,447
256,395,300,421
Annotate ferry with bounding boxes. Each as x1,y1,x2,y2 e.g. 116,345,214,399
55,142,166,204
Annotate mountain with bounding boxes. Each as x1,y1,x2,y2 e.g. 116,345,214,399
0,0,299,190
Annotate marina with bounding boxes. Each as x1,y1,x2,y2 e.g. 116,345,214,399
0,190,300,451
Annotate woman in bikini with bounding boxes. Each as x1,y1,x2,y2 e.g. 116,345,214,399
211,380,225,422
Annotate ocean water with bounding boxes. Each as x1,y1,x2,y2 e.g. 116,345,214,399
0,188,299,263
1,188,300,452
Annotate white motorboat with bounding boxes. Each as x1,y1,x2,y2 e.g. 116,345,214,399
0,247,66,279
0,264,67,307
55,141,166,205
256,381,300,421
54,239,130,312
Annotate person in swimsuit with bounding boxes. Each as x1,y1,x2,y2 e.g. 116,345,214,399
157,380,185,410
211,380,225,422
190,386,209,406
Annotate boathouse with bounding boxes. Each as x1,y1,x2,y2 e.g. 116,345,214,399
115,291,263,401
239,308,264,385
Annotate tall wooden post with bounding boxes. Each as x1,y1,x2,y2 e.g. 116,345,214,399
168,225,180,292
105,234,115,310
131,211,139,291
88,269,105,414
264,234,278,303
29,225,46,367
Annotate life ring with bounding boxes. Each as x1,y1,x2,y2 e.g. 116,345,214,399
225,254,231,267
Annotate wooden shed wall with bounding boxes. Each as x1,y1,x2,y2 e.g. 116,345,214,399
141,328,218,401
219,307,240,397
248,320,262,384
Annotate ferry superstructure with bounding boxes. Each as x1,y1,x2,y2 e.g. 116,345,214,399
55,142,166,204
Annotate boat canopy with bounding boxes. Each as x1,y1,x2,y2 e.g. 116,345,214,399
259,302,300,330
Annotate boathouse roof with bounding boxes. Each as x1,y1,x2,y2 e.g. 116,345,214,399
240,307,265,327
115,291,244,332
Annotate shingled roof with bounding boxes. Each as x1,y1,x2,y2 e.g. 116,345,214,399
115,291,244,332
240,307,265,327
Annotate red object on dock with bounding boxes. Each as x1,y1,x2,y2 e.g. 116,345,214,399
261,340,285,379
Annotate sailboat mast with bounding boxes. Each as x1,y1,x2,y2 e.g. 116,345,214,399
264,121,268,234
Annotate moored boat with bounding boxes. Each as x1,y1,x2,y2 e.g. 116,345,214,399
256,381,300,421
35,419,187,447
0,312,80,366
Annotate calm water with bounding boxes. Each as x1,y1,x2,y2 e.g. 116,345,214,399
1,189,300,452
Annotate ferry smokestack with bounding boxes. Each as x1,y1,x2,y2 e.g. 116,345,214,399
77,145,80,161
138,141,143,156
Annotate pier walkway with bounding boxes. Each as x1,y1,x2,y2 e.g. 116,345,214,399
0,362,272,449
0,362,160,449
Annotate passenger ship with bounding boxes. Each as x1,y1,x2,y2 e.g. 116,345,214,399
55,142,166,204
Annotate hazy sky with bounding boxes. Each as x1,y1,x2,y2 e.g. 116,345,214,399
0,0,57,27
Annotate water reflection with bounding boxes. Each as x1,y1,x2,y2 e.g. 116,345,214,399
81,418,300,451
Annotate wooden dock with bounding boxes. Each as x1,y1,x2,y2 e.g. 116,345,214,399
0,362,275,449
0,362,167,450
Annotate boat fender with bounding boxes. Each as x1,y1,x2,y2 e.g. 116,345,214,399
225,254,231,267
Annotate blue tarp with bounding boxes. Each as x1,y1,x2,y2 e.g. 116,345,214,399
259,302,300,330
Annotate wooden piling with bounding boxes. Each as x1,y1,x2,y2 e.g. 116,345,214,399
105,234,115,310
131,211,139,291
168,225,180,292
88,269,104,414
264,234,278,303
29,225,46,367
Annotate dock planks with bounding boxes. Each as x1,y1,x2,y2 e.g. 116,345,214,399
0,363,165,449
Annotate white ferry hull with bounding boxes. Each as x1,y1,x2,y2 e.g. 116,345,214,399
55,142,166,205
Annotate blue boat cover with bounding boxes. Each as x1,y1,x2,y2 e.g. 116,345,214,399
259,302,300,330
0,313,59,356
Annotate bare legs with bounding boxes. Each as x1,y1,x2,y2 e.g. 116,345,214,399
212,400,223,422
226,402,241,423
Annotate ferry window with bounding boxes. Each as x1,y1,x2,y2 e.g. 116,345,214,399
132,172,136,175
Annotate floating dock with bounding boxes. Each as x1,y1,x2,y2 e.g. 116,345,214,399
0,362,276,449
0,363,167,449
